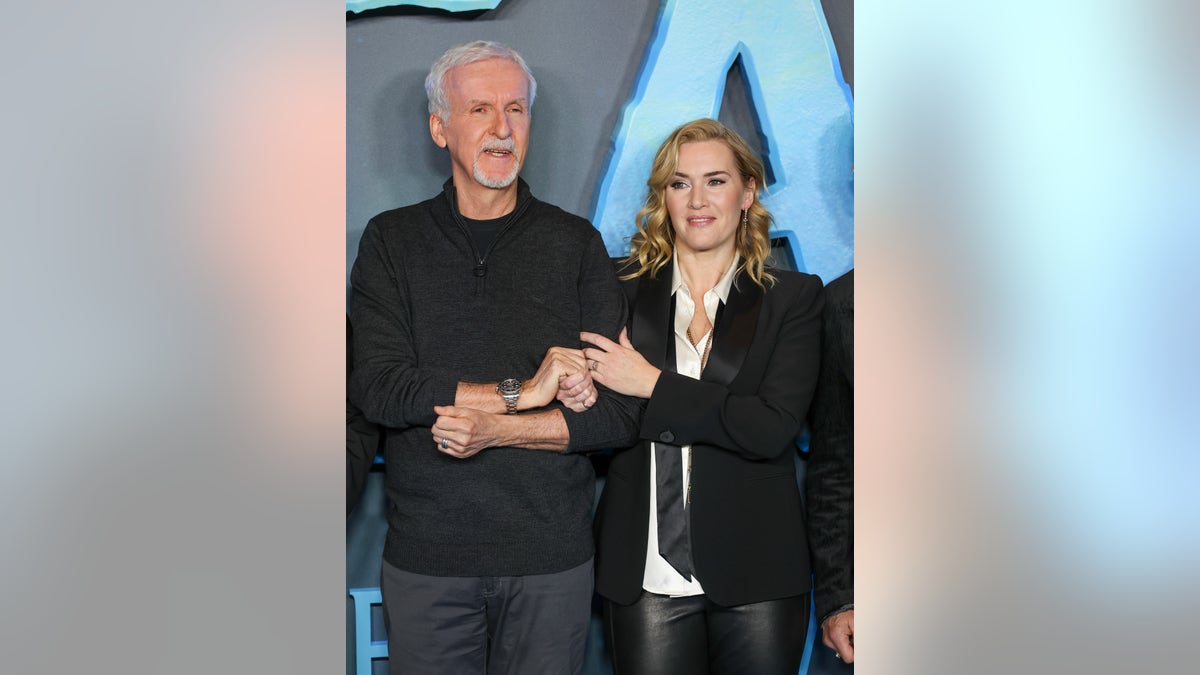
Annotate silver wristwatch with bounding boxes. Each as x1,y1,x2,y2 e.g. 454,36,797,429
496,378,523,414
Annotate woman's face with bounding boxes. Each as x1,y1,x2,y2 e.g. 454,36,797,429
665,139,755,258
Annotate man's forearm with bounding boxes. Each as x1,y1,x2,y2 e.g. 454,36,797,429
454,346,589,415
454,381,558,416
494,408,570,451
433,405,571,458
455,382,508,414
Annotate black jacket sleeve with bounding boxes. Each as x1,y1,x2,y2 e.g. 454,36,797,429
806,270,854,622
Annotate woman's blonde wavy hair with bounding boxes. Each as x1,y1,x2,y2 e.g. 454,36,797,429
622,118,776,288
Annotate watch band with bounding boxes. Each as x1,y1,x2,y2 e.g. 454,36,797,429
496,378,522,415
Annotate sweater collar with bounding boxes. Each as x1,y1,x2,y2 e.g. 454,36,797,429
442,177,533,220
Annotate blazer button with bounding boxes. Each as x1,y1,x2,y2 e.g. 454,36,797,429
659,431,675,444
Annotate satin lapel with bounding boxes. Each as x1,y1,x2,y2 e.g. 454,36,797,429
703,273,763,387
630,261,675,372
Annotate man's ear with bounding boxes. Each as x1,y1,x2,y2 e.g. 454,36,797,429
430,113,447,148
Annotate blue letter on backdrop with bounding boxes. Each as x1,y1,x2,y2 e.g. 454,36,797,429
591,0,854,283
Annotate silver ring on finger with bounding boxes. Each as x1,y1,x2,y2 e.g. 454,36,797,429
441,438,449,449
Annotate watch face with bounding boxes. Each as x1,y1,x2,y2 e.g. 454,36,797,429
497,378,522,397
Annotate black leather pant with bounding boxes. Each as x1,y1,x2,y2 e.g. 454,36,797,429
603,591,809,675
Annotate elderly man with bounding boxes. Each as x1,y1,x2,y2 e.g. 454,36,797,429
349,41,640,674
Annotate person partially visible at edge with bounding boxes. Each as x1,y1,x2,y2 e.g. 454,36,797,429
573,118,826,674
346,315,380,517
808,268,855,664
348,40,641,674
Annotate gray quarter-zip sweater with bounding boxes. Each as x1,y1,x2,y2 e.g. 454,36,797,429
350,178,642,576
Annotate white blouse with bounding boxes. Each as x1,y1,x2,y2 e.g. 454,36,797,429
641,254,740,597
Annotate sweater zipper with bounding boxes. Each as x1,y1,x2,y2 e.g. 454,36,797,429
449,197,534,295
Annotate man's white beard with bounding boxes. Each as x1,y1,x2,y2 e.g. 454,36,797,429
473,158,520,189
473,139,520,189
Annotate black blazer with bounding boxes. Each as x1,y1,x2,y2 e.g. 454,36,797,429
594,261,825,607
806,269,854,621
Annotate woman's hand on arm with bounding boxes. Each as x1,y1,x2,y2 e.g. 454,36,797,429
580,328,661,399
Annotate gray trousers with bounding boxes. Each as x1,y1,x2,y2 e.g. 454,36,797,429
379,558,593,675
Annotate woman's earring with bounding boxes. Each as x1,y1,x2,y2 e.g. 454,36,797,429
741,208,749,238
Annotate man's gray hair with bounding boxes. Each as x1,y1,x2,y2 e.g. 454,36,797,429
425,41,538,119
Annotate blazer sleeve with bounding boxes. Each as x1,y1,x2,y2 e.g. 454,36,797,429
640,274,824,461
806,271,854,621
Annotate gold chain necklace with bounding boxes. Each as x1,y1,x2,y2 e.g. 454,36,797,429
685,324,713,371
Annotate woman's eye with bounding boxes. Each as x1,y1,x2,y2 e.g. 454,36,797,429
669,181,688,190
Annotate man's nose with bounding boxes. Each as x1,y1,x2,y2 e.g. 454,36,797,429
492,111,512,138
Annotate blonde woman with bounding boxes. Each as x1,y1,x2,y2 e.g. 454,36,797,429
579,119,825,673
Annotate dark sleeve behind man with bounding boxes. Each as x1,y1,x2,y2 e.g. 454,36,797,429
806,269,854,622
347,315,382,516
